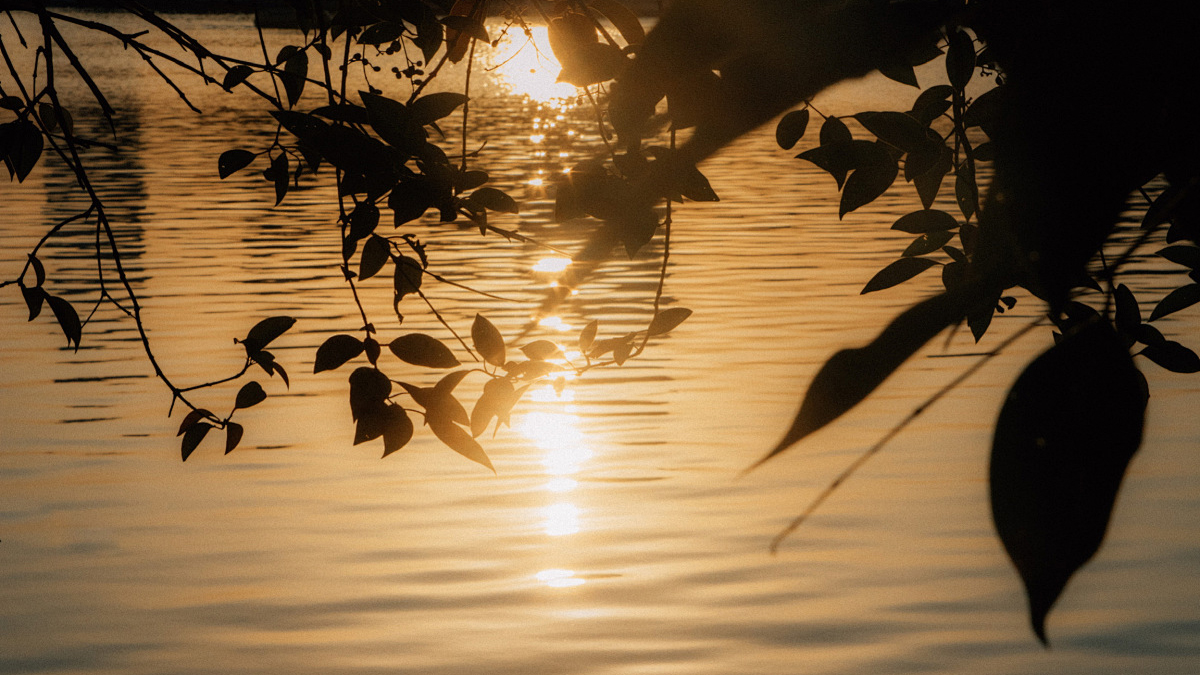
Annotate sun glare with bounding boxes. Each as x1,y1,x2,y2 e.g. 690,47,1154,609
487,26,577,103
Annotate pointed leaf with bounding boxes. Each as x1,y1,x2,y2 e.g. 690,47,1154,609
393,255,423,300
242,316,296,355
359,234,390,281
520,340,561,361
861,257,939,294
1113,284,1141,335
218,149,256,179
990,320,1146,644
222,65,253,90
177,408,214,436
389,333,461,368
281,49,308,107
382,404,414,457
945,28,976,90
409,92,469,126
430,416,494,471
181,422,212,461
234,381,267,410
314,334,365,373
892,208,959,234
21,284,46,321
579,319,599,354
757,290,968,465
349,367,392,420
776,109,810,150
1141,341,1200,373
224,422,244,454
472,314,506,367
902,230,954,257
1148,283,1200,321
839,146,898,218
46,294,81,349
467,186,519,214
648,307,692,336
470,377,516,438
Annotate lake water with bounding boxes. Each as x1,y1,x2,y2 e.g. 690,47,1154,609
2,11,1198,675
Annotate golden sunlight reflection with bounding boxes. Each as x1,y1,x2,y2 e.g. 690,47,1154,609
486,26,576,102
536,569,586,588
519,411,593,475
542,502,581,536
537,315,572,332
532,257,572,273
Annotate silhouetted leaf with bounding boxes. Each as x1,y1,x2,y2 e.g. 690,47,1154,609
224,422,244,454
410,92,469,126
913,146,953,208
1157,245,1200,270
359,234,390,280
414,17,444,64
579,319,598,354
819,115,851,145
590,0,645,45
45,294,81,349
613,337,634,365
963,86,1002,134
265,152,289,205
798,140,873,190
348,201,380,241
234,381,267,410
955,162,978,220
218,149,256,179
381,403,414,457
757,290,968,465
648,307,692,336
892,208,958,233
861,257,939,294
222,65,253,90
471,377,516,437
1114,284,1141,335
21,284,45,321
177,408,214,436
314,334,365,373
361,92,421,153
358,20,404,45
854,111,927,153
468,186,519,214
389,333,460,368
242,316,296,355
521,340,561,360
840,145,898,218
9,120,42,182
349,367,392,420
945,28,976,90
878,60,918,87
776,109,810,150
312,103,371,124
393,255,423,300
990,320,1146,644
1141,341,1200,373
389,179,436,225
281,49,308,107
910,85,954,125
1148,283,1200,321
902,230,954,257
430,415,494,471
28,254,45,287
472,314,505,367
181,422,212,461
557,41,627,87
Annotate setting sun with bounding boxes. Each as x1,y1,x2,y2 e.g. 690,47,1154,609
485,26,577,102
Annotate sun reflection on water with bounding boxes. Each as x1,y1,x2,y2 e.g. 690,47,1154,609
485,26,576,103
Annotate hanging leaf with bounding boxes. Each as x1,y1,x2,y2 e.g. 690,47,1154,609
520,340,561,361
393,255,423,300
349,367,392,421
861,257,939,294
472,314,506,367
1156,245,1200,270
389,333,461,368
913,146,953,209
264,152,289,206
945,28,976,91
467,187,519,214
1148,283,1200,321
902,231,954,257
819,115,851,145
955,162,979,220
429,415,494,471
21,285,46,321
224,422,244,454
280,49,308,107
347,201,380,242
892,208,959,233
222,65,253,90
28,254,45,287
648,307,692,336
241,316,296,355
470,377,516,438
776,109,810,150
990,320,1147,644
839,144,898,218
1113,284,1141,336
579,319,599,354
181,422,212,461
9,120,43,182
234,381,267,410
45,294,81,349
359,234,390,281
409,92,469,126
1141,341,1200,373
177,408,214,436
389,179,436,226
414,17,444,64
853,111,927,153
754,289,968,467
218,149,256,179
314,334,365,373
441,14,489,42
877,60,919,87
910,85,954,125
382,404,414,457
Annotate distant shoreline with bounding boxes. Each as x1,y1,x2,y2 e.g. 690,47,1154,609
43,1,667,15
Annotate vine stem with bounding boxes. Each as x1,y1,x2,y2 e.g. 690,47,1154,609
768,315,1043,554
